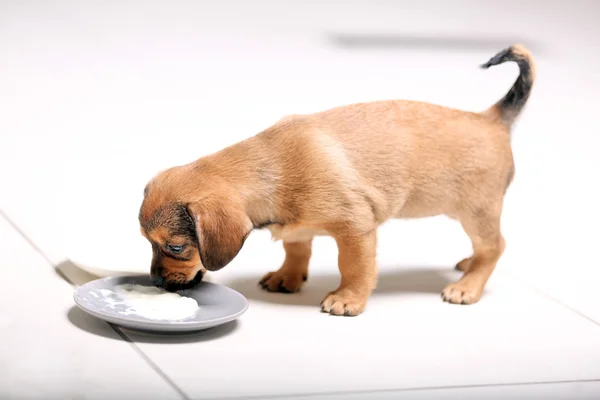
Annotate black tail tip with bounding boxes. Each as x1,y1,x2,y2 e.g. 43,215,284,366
480,47,512,69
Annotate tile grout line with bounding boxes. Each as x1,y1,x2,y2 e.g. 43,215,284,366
502,270,600,329
110,325,191,400
0,208,56,266
206,378,600,400
0,208,191,400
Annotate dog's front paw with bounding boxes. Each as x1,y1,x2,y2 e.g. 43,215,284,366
320,289,368,316
455,257,472,272
442,280,483,305
259,269,307,293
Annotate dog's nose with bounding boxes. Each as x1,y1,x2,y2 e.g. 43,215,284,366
151,275,164,287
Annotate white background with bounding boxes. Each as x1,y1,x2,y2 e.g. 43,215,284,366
1,1,599,399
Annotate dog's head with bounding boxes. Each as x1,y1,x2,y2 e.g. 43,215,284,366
139,167,252,291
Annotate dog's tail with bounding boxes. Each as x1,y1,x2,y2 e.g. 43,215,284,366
480,44,536,126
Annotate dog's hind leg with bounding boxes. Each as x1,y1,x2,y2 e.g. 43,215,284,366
259,239,312,293
442,200,505,304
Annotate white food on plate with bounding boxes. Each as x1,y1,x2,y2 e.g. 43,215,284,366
97,283,199,321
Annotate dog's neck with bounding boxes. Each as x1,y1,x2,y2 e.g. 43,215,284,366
201,134,285,229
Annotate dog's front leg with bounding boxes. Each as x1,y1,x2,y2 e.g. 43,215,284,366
321,231,377,316
259,240,312,293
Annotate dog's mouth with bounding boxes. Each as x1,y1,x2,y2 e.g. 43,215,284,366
162,270,204,292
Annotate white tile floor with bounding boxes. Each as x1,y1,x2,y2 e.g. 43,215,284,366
0,216,182,399
2,1,600,399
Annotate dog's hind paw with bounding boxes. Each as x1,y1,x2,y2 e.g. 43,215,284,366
442,281,483,305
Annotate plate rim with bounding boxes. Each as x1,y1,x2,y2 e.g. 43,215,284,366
73,275,249,332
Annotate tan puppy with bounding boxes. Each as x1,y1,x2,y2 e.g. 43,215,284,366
139,44,535,316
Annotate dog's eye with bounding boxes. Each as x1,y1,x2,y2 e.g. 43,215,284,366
167,244,184,254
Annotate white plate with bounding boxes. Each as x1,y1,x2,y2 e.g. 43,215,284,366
74,275,249,333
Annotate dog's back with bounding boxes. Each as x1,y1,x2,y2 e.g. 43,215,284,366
264,45,536,222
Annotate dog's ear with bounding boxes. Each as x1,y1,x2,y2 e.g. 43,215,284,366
186,202,251,271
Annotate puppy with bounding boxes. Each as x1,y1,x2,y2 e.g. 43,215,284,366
139,44,535,316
